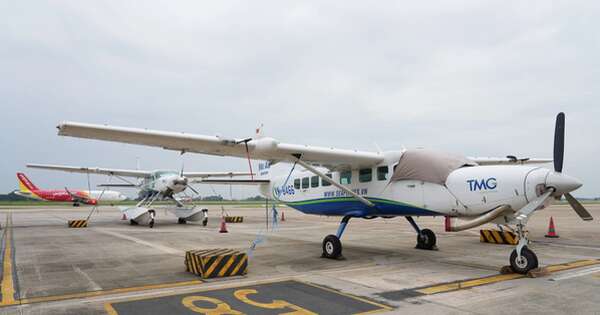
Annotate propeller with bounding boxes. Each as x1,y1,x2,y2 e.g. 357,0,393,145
548,112,592,221
554,112,565,173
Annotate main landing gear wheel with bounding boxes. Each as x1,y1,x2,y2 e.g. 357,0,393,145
129,219,138,226
177,218,187,224
510,246,538,274
149,219,155,228
416,229,437,250
322,234,342,259
202,218,208,227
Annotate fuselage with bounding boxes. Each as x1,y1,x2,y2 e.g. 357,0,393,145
137,170,188,199
17,189,126,204
260,152,555,218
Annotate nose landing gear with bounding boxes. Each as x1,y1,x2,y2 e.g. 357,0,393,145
509,223,538,274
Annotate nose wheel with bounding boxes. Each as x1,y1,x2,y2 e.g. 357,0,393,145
509,246,538,274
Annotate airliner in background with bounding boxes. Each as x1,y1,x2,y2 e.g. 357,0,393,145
14,173,127,206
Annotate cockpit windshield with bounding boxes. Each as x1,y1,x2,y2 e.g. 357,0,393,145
152,170,178,180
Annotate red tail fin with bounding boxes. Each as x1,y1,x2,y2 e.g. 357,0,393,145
17,173,40,191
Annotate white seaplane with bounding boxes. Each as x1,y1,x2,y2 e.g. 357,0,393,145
56,113,592,273
27,163,250,228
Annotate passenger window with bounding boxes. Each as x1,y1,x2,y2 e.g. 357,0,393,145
377,166,389,181
340,171,352,185
302,177,309,189
311,176,319,188
322,173,332,186
359,168,372,182
294,178,301,189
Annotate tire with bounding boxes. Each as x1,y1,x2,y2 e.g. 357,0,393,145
416,229,437,250
149,219,155,229
202,218,208,227
510,246,539,274
129,219,138,226
178,218,187,224
322,234,342,259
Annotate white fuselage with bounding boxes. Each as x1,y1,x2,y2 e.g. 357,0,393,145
258,152,554,218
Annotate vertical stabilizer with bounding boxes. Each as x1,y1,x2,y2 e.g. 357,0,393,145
17,173,40,192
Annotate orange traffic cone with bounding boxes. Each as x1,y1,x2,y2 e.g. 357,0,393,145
219,217,228,233
545,216,559,238
121,213,127,220
281,211,285,222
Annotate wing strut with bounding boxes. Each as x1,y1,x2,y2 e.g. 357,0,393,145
292,155,374,207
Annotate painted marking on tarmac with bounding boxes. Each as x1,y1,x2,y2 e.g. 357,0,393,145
17,280,203,306
380,259,600,300
73,266,103,291
0,212,18,306
93,228,184,255
105,279,392,315
549,266,600,281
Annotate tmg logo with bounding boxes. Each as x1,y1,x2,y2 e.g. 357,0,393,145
467,178,497,191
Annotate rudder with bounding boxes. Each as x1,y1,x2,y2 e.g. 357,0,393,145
17,173,40,192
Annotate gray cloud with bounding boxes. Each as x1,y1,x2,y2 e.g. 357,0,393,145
0,1,598,197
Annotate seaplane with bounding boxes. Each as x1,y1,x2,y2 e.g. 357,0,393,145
27,163,250,228
55,113,592,273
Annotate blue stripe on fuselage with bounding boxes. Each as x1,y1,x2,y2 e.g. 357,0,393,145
285,199,441,217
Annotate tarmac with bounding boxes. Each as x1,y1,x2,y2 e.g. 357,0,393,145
0,203,598,314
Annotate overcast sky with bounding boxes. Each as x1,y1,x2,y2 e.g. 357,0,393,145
0,1,598,198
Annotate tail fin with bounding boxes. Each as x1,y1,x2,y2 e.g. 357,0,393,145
17,173,40,192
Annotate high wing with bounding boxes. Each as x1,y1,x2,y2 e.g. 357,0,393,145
182,172,254,178
192,179,270,185
28,163,151,178
57,122,384,169
470,157,552,166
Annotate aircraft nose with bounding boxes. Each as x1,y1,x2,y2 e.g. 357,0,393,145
546,172,583,194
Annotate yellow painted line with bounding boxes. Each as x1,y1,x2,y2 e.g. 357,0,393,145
416,273,524,295
415,259,600,295
0,213,16,306
17,280,203,305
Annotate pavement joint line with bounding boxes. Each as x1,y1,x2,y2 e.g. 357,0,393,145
410,259,600,296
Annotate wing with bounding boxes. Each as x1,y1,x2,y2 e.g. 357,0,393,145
182,172,254,178
470,157,552,166
192,179,270,185
27,163,151,178
57,122,384,169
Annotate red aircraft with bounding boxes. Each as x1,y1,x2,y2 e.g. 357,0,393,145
14,173,127,206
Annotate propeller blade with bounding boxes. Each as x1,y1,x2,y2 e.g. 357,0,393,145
564,193,593,221
554,112,565,172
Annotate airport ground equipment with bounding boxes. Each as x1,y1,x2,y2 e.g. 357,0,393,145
185,249,248,279
68,220,88,228
57,112,593,274
480,229,519,245
224,216,244,223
